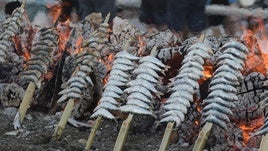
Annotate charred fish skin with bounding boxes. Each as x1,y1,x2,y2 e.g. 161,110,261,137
0,5,28,64
20,28,59,88
161,41,212,127
202,41,249,129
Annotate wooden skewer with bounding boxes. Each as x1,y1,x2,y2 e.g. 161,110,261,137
16,82,36,127
113,113,134,151
158,33,205,151
51,99,75,141
259,134,268,151
85,116,103,150
113,46,158,151
159,122,175,151
192,122,213,151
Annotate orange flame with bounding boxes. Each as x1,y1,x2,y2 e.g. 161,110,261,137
23,50,31,62
100,54,115,85
199,65,213,84
74,35,83,54
138,35,146,56
238,116,264,145
242,18,268,75
47,4,62,25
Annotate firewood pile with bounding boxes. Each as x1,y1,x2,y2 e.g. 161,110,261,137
2,1,268,151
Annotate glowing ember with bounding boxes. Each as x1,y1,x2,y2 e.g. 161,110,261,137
23,50,31,61
138,35,146,55
44,71,54,81
100,54,115,85
194,120,200,126
74,35,83,54
237,116,264,145
199,65,213,84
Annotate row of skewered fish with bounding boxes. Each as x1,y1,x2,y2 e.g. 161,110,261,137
91,51,139,119
57,14,111,107
120,49,167,115
202,41,249,129
20,28,59,88
160,42,212,126
0,5,27,63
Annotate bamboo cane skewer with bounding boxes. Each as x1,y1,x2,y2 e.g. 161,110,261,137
51,99,75,141
113,46,161,151
17,82,36,124
158,34,205,151
192,122,213,151
113,114,134,151
158,122,174,151
85,116,103,150
259,134,268,151
85,41,136,150
192,40,249,151
52,14,111,141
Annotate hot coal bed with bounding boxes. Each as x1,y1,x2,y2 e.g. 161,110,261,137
1,0,268,151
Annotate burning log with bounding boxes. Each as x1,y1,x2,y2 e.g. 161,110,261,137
0,1,28,64
85,49,139,150
254,79,268,150
193,41,249,151
159,34,212,151
14,27,59,130
52,14,111,141
113,46,167,151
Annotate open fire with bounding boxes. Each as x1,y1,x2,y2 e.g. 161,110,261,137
2,1,268,150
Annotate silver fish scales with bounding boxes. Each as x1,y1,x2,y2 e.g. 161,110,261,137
133,67,160,78
161,42,212,127
139,56,166,68
120,105,152,115
127,92,151,103
91,108,115,119
165,97,191,108
127,79,158,93
124,85,153,99
162,110,185,122
104,85,124,95
115,51,140,60
203,97,236,108
91,51,138,119
119,53,166,115
139,62,166,73
201,41,248,129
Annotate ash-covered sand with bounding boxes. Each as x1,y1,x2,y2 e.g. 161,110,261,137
0,108,192,151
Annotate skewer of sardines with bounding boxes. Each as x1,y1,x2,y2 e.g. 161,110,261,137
159,34,213,151
85,49,139,150
13,28,59,130
193,41,249,151
0,1,28,64
52,14,111,141
113,46,168,151
255,82,268,150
